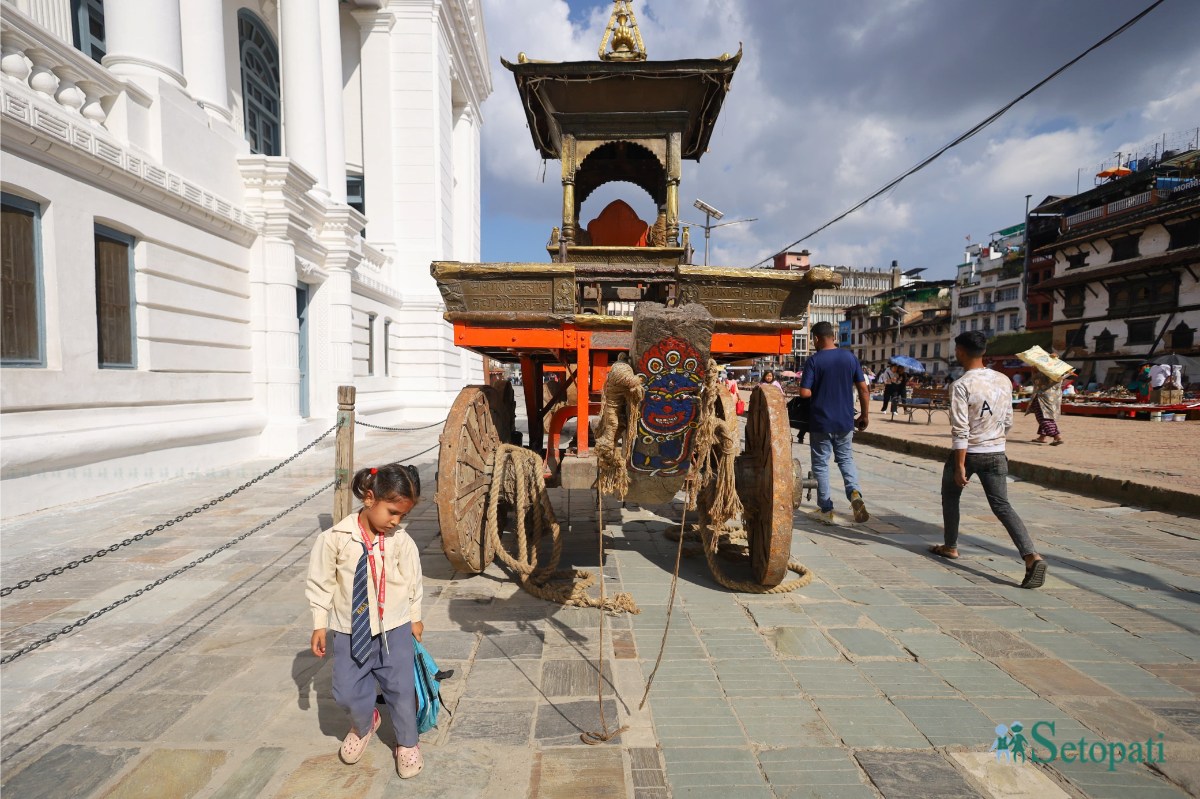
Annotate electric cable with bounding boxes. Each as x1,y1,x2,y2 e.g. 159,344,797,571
749,0,1168,267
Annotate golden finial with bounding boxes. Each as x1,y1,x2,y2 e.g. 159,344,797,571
599,1,647,62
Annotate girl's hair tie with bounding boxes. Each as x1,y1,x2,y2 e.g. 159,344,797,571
370,468,377,475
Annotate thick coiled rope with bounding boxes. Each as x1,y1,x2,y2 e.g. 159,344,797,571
484,444,638,614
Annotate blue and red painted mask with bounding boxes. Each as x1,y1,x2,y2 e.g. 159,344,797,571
631,336,705,476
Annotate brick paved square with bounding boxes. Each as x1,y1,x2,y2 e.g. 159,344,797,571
816,697,930,748
891,698,996,746
926,659,1037,698
826,628,907,659
766,627,841,659
893,631,982,661
757,748,875,799
854,751,975,797
786,662,881,698
858,661,958,698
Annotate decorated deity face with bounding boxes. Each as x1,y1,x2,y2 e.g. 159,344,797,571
639,337,703,433
631,337,705,476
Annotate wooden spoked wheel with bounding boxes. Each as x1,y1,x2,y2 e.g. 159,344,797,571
486,378,517,445
437,386,499,573
739,385,794,586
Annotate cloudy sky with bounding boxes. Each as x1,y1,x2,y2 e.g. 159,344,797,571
477,0,1200,279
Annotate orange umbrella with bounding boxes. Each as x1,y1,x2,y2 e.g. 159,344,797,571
1096,166,1131,179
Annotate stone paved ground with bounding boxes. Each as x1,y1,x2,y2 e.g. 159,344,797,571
2,421,1199,798
856,402,1200,495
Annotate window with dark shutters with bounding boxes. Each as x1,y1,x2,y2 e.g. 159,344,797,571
94,227,135,368
1,196,43,365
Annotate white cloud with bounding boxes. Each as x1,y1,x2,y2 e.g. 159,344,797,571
479,0,1200,276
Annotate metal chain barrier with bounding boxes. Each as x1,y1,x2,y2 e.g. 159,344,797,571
0,480,334,665
0,424,337,597
354,419,445,433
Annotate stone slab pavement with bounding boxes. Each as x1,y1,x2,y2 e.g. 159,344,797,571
854,402,1200,498
1,421,1199,798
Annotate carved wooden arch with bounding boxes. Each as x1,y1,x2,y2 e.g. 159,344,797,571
574,141,668,211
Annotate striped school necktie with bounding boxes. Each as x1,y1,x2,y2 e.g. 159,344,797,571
350,546,372,665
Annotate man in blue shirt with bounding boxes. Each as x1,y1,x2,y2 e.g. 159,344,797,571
798,321,871,525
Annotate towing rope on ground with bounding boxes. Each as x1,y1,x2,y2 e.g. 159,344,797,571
484,444,639,614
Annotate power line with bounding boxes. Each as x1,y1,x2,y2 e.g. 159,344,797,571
750,0,1168,268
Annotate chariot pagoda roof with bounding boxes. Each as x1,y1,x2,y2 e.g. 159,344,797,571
501,2,740,162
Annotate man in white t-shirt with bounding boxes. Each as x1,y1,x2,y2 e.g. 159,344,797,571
929,331,1048,589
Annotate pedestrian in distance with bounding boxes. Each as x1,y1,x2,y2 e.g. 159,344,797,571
931,331,1047,589
798,321,870,525
760,369,784,393
878,364,907,415
308,463,427,778
1026,361,1065,446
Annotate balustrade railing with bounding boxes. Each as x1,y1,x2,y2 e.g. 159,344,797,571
1,5,150,129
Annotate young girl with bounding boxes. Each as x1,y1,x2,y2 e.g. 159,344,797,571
307,463,426,778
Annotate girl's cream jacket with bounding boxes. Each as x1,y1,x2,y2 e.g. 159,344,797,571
306,512,423,635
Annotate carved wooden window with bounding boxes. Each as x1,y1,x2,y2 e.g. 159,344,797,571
1109,235,1139,262
1,193,44,366
1066,252,1088,269
1063,286,1086,318
94,226,136,368
1094,329,1115,354
1166,218,1199,250
238,11,281,157
71,0,106,64
1126,319,1156,346
1107,275,1177,317
1171,323,1194,351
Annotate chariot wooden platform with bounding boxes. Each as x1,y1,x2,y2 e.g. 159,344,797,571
432,3,839,590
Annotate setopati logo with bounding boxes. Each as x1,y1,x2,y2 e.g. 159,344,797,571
991,721,1165,772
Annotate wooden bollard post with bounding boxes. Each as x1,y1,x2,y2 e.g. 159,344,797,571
334,385,356,520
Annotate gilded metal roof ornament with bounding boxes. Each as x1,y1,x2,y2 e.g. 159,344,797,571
599,0,647,62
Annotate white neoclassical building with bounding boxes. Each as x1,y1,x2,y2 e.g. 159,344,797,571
0,0,491,515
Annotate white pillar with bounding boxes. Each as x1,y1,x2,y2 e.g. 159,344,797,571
101,0,186,89
319,1,347,203
281,0,328,193
179,0,231,121
452,104,476,261
352,9,396,249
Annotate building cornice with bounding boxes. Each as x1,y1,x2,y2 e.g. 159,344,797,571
1,83,258,245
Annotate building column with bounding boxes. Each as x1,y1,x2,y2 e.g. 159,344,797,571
281,0,328,193
101,0,186,89
452,104,477,260
319,0,347,203
666,131,681,246
179,0,231,121
351,8,396,250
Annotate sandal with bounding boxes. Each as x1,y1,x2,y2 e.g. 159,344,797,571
339,708,381,765
1021,559,1048,589
1050,439,1064,446
396,744,423,779
928,544,959,560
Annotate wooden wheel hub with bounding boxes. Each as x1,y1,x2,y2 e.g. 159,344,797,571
437,386,500,573
735,385,794,585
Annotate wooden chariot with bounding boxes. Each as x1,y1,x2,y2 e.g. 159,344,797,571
432,6,840,588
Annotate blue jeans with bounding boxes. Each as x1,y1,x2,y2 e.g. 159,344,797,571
809,431,861,512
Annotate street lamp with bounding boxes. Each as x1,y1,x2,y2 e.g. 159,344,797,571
688,199,756,265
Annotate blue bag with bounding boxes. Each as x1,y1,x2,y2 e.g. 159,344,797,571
414,638,454,734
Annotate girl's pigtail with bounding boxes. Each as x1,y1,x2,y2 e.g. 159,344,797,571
351,466,377,500
402,465,421,500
